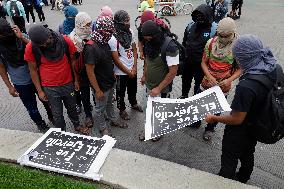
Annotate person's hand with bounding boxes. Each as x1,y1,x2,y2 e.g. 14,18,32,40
219,79,231,89
74,80,80,91
8,86,19,97
207,75,218,87
205,114,216,124
149,87,161,97
95,90,104,101
38,90,48,101
140,75,146,86
140,51,145,60
131,66,137,76
128,70,136,78
12,25,23,39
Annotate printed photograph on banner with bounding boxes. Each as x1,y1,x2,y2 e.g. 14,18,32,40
17,128,116,181
145,86,231,140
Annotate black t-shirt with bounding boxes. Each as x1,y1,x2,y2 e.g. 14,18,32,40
83,42,115,92
231,70,277,124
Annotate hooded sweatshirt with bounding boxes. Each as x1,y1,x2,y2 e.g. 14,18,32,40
183,4,217,65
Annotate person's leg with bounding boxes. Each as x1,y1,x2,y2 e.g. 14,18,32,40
35,8,42,22
12,16,26,33
193,67,204,95
181,69,194,98
238,0,243,16
94,89,109,133
31,84,53,122
80,85,92,118
43,86,66,131
237,138,257,183
29,6,36,23
75,90,82,113
24,6,30,23
40,7,45,21
61,83,80,127
127,75,138,107
14,84,47,130
116,75,127,112
106,87,116,121
218,130,239,179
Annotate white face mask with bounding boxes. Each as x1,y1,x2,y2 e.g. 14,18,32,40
76,26,92,39
218,33,235,45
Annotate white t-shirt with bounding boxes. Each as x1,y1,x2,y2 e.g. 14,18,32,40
108,32,135,75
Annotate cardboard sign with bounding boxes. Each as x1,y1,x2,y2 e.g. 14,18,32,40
145,86,231,140
18,128,116,180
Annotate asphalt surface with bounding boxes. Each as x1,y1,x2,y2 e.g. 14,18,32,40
0,0,284,188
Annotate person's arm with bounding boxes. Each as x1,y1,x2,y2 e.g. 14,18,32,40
85,64,104,100
70,54,80,91
27,61,48,101
219,68,241,88
149,65,178,97
131,42,138,75
0,63,19,97
138,40,144,60
12,25,30,44
205,110,247,125
18,2,26,21
140,58,147,86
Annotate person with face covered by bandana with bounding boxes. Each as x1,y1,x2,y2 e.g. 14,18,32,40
200,17,240,141
24,25,90,135
0,19,53,132
205,34,279,183
108,10,143,121
139,20,179,141
85,16,128,136
181,4,217,128
69,12,93,128
58,5,78,35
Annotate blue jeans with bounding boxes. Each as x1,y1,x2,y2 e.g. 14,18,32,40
43,83,80,131
93,87,116,131
14,83,52,127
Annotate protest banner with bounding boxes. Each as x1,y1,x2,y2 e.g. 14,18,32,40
145,86,231,140
17,128,116,180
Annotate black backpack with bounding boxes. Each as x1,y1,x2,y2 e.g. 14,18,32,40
10,1,20,17
161,36,186,76
240,64,284,144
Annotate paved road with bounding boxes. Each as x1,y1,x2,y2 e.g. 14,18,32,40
0,0,284,188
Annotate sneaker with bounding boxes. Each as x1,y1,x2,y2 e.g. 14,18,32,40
119,110,130,120
187,121,201,128
178,95,188,99
203,130,215,141
131,104,143,112
85,117,93,128
36,122,49,133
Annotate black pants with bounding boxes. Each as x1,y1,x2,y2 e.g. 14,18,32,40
24,5,35,23
35,6,45,22
182,64,204,97
219,125,257,183
232,0,243,15
75,86,92,118
12,16,26,33
13,83,53,128
116,75,138,111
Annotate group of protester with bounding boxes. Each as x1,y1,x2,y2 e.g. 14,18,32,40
0,1,281,185
0,0,46,33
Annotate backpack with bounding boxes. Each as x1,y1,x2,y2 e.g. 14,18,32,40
10,1,20,17
32,35,71,66
161,36,185,76
239,64,284,144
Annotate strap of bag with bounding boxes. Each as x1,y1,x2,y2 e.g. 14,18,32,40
161,36,173,64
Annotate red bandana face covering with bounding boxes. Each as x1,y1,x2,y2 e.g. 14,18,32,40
91,16,115,44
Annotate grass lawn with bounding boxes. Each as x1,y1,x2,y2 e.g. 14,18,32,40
0,161,102,189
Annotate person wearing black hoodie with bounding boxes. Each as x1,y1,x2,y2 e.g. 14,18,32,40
21,0,36,24
181,4,217,127
0,18,52,132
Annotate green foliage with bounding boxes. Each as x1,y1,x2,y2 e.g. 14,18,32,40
0,162,100,189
